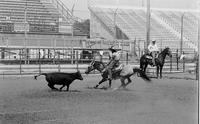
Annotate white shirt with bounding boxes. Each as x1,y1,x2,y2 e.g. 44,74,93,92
112,51,120,60
148,44,159,52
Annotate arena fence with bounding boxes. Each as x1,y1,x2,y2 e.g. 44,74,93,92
0,47,198,80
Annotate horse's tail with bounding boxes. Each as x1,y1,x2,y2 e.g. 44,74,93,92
133,68,151,82
34,73,47,80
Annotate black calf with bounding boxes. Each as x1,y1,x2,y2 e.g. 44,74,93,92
34,71,83,91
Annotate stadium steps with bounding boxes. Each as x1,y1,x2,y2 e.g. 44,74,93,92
89,7,115,38
151,12,197,51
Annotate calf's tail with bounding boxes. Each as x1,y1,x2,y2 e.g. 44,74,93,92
34,73,47,80
133,68,151,82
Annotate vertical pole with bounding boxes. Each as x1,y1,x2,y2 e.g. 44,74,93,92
182,51,185,72
180,13,185,55
24,0,27,64
146,0,151,49
58,52,60,72
138,40,141,57
196,52,199,80
19,49,22,75
76,51,79,70
134,38,136,56
126,52,128,65
39,48,41,74
196,3,200,123
71,46,74,64
114,8,118,42
176,49,179,70
170,54,172,72
129,41,132,53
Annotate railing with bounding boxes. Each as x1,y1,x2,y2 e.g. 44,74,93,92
50,0,82,23
0,47,198,80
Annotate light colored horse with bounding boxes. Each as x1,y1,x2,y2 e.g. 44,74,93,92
85,61,151,89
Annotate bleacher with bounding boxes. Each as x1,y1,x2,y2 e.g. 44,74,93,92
0,0,87,35
0,0,88,49
0,0,61,33
89,6,198,51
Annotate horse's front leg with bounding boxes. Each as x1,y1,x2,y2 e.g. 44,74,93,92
160,66,163,78
108,79,112,88
94,78,107,88
144,64,148,73
156,66,159,78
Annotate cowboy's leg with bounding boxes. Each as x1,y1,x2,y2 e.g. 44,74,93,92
108,68,112,79
108,60,115,79
152,52,156,65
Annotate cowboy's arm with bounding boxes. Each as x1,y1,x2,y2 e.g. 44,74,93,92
154,45,159,52
148,45,153,52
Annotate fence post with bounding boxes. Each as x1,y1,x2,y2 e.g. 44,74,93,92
196,54,199,80
58,53,61,72
170,55,172,72
71,47,74,64
38,49,41,74
176,49,179,70
182,51,185,72
19,49,22,75
126,52,128,65
76,51,79,70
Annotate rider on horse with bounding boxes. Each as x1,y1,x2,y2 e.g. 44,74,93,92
107,46,120,80
148,39,159,66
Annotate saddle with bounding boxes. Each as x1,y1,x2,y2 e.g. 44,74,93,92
145,55,153,59
145,54,158,66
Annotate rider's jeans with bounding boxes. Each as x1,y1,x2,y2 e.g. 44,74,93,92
107,60,119,79
151,51,158,65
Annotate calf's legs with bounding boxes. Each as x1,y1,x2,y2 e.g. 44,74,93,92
59,85,65,91
48,83,58,90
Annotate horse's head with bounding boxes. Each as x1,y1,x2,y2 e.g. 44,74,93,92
85,61,95,74
164,47,172,57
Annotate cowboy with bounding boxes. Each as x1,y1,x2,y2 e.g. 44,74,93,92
107,46,120,80
148,39,159,66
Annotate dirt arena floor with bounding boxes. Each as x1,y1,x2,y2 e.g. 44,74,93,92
0,73,198,124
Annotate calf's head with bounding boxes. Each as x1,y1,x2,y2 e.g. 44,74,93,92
76,71,83,80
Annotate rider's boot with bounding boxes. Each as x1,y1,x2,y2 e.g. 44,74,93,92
152,58,155,66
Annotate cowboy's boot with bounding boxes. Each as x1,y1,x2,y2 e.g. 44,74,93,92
152,58,155,66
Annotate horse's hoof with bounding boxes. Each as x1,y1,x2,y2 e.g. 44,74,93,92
93,85,98,89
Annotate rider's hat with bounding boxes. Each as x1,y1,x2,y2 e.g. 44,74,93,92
151,39,156,43
108,46,117,53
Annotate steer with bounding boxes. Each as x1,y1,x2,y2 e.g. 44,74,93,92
34,71,83,91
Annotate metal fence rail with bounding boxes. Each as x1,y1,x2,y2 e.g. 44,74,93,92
0,47,198,80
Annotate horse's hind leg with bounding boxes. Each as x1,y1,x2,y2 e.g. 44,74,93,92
119,78,126,89
124,77,132,87
94,78,107,88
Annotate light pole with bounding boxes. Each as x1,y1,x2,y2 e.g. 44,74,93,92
24,0,28,64
113,0,119,45
198,6,200,81
146,0,151,50
114,8,118,40
180,12,185,55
